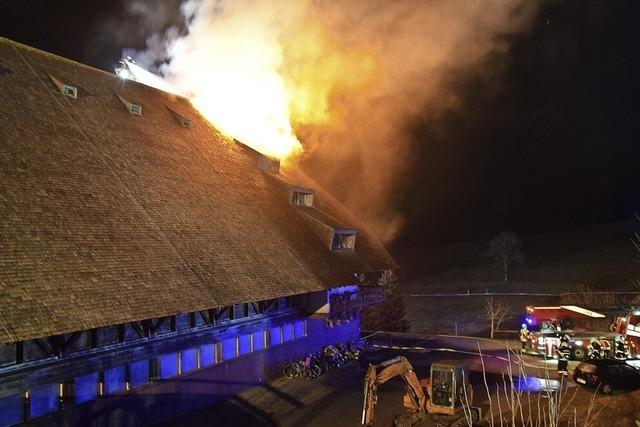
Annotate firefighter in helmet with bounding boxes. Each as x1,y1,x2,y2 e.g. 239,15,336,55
614,336,629,360
519,323,529,351
589,337,602,360
600,336,611,359
556,333,571,376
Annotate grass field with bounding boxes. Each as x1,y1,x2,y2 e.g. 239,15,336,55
397,220,640,335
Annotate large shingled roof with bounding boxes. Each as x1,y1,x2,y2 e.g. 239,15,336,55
0,38,397,344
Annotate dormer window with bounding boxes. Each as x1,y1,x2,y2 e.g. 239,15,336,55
331,230,357,251
116,93,142,116
166,105,191,128
48,73,77,99
62,84,78,99
291,188,314,207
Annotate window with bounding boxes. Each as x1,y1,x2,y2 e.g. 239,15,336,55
0,393,24,426
29,383,58,418
181,348,198,373
75,372,99,404
221,338,237,361
62,84,77,99
158,353,178,379
282,324,294,342
294,320,306,339
331,231,357,251
269,326,282,346
129,360,149,389
291,189,314,207
251,331,265,351
103,366,126,395
130,104,142,115
238,335,251,356
200,344,215,367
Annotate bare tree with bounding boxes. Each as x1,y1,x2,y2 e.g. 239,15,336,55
487,231,523,283
484,297,509,338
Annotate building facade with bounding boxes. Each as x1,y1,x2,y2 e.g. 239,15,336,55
0,38,396,426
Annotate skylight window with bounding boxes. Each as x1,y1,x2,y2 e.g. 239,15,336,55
331,230,357,251
291,188,314,207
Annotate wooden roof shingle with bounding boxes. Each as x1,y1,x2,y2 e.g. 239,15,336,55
0,38,397,344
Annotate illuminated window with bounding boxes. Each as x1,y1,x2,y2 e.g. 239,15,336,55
331,231,357,251
291,188,314,207
158,353,178,379
181,348,198,373
294,320,306,339
269,326,282,346
282,324,294,342
29,383,57,418
62,84,77,99
251,331,265,351
238,335,251,355
200,344,215,366
129,360,149,389
130,104,142,115
0,393,25,425
75,372,99,404
221,338,237,361
103,366,126,395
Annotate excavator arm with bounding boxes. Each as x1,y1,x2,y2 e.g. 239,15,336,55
361,356,428,427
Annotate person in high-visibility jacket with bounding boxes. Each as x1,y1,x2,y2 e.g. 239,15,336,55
557,334,571,376
615,336,630,360
589,338,602,359
519,324,529,351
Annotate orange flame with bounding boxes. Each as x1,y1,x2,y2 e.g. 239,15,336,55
161,0,377,162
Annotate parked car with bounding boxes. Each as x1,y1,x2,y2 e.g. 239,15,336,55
573,359,640,394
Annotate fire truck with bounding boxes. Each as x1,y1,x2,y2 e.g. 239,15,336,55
523,305,628,360
610,311,640,357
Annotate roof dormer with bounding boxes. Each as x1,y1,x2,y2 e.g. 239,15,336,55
331,229,357,251
115,93,142,116
290,187,314,207
48,73,77,99
166,105,191,128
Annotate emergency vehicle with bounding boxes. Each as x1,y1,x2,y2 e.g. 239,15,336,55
523,305,623,360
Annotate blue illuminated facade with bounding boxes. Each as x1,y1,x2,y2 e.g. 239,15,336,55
0,289,369,427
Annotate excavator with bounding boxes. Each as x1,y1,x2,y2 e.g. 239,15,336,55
362,356,481,427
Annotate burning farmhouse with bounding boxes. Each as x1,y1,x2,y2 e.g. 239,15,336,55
0,38,396,425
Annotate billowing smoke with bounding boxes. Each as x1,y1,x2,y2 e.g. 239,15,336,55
124,0,540,241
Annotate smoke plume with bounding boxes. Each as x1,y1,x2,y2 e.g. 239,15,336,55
126,0,540,242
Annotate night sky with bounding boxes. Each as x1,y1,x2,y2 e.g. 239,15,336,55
2,1,639,248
